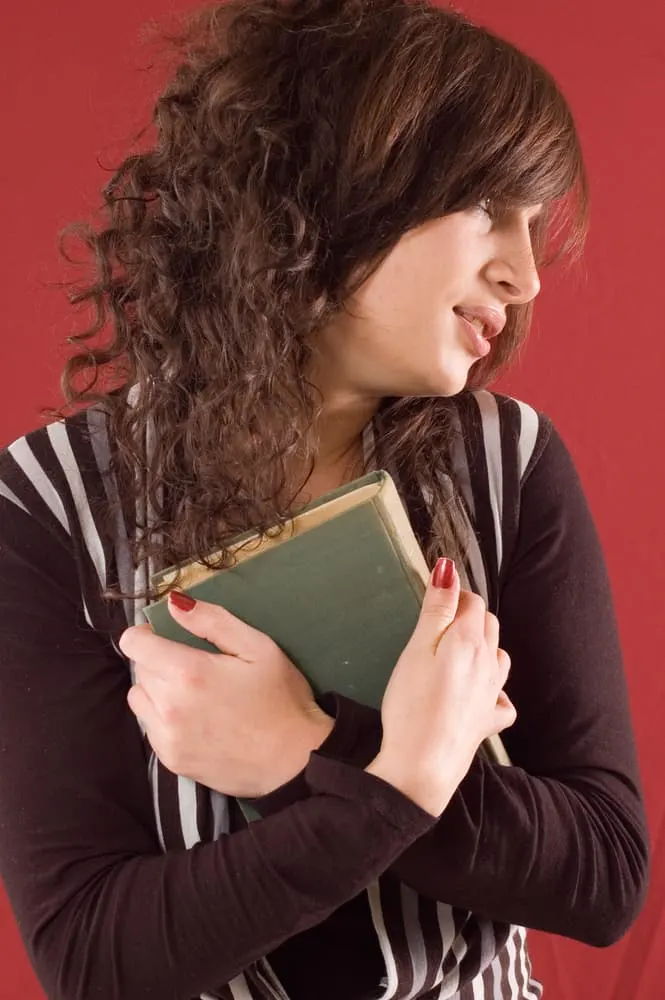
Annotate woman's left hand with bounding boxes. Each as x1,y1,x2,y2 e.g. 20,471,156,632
118,592,334,798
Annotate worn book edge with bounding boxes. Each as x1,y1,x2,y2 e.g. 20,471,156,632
146,468,510,824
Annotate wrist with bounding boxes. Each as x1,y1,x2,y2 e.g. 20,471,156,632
258,708,335,797
364,749,458,818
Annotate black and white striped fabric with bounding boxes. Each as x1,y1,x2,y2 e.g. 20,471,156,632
0,387,545,999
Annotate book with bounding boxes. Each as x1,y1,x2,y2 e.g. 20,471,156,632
143,469,510,818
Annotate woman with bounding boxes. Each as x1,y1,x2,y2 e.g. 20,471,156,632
0,1,648,998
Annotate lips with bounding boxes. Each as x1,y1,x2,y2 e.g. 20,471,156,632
455,311,491,358
453,306,506,340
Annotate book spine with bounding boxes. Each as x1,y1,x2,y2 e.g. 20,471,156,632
372,477,430,599
373,480,511,769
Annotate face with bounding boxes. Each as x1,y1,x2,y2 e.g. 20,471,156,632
311,202,543,403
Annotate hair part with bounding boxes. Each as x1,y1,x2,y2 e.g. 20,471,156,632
45,0,589,603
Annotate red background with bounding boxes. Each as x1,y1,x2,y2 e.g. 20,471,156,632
1,1,663,997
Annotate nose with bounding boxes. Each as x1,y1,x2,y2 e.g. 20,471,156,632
486,214,541,305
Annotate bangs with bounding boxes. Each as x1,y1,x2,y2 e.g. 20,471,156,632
417,22,589,263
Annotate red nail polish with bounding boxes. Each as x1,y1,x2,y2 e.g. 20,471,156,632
169,590,197,612
433,557,455,589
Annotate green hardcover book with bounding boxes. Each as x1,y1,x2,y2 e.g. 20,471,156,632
143,469,509,819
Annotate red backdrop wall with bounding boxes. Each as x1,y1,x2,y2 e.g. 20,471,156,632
1,2,663,997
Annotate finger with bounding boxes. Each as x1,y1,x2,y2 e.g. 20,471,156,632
496,648,512,688
494,691,517,732
414,558,461,655
452,590,489,638
134,661,179,703
119,625,207,675
166,591,268,660
117,622,153,651
497,690,513,709
484,611,500,651
126,681,163,731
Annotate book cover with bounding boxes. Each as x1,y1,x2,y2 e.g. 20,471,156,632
143,469,509,817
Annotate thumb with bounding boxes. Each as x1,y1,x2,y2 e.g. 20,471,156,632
166,590,264,659
495,690,518,732
412,558,461,655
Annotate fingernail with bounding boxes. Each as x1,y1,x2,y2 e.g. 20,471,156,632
169,590,197,612
433,557,455,589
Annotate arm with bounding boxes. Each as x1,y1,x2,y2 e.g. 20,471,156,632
255,419,649,946
0,497,435,1000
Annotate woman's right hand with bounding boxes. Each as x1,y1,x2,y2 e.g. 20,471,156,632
365,558,516,816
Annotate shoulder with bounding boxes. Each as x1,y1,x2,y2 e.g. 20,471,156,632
435,390,565,598
0,406,121,620
443,388,555,488
0,403,131,632
0,405,112,535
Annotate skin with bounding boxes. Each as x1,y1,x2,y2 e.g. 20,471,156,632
304,202,543,476
122,552,515,814
121,201,540,809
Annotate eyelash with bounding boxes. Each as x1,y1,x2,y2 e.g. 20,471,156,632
478,197,494,219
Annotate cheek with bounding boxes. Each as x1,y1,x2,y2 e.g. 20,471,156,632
351,228,471,334
369,269,448,327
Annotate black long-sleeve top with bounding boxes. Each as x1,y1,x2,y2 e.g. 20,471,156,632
0,389,649,1000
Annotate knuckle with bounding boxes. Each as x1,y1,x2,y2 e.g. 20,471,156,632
423,605,455,625
162,701,181,727
468,592,487,612
460,633,485,660
471,637,486,658
127,682,141,707
254,631,275,654
179,661,203,690
118,626,137,656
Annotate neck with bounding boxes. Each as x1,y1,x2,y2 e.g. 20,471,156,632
283,391,380,503
304,346,382,470
314,406,375,469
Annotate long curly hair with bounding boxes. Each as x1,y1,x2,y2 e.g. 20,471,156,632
47,0,589,603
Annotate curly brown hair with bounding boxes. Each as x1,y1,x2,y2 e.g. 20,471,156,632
47,0,588,603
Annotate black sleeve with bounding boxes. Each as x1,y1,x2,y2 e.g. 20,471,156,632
255,420,650,947
0,496,435,1000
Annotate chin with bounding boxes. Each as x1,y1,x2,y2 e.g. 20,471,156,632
426,368,469,397
389,359,470,398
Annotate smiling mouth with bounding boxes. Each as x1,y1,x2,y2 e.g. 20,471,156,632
454,310,491,358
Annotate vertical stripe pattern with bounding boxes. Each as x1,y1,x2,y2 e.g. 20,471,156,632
0,387,546,1000
358,391,543,1000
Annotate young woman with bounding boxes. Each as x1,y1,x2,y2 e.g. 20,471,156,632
0,1,648,998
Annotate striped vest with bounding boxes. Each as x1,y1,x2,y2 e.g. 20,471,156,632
1,387,545,999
